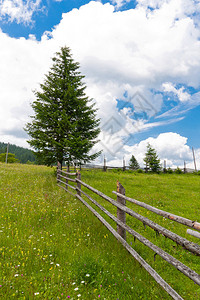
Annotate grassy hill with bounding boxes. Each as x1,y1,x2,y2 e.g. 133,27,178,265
0,142,36,164
0,164,199,299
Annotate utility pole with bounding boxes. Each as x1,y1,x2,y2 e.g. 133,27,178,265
192,147,197,172
5,142,9,164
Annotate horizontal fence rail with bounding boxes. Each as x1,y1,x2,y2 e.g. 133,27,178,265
57,167,200,299
187,229,200,239
75,192,184,300
112,191,200,231
77,179,200,255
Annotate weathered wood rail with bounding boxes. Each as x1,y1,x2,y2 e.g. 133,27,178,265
57,167,200,300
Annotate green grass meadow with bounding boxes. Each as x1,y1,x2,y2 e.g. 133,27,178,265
0,164,199,299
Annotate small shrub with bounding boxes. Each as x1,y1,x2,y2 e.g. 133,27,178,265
166,168,173,174
193,170,200,175
174,167,183,174
137,169,144,173
122,169,135,174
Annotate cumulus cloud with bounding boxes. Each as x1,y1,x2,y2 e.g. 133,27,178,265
0,29,56,146
137,0,200,16
0,1,200,160
0,0,43,24
49,1,200,90
122,132,199,169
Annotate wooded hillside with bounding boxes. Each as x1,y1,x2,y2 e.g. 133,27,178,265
0,142,36,164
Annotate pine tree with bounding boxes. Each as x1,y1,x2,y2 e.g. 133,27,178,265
129,155,140,170
143,143,161,173
25,47,101,167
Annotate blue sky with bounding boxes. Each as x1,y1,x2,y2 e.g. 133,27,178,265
0,0,200,168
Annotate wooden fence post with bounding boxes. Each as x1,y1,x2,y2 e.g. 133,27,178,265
103,156,107,172
123,157,125,171
117,180,126,240
163,160,166,173
76,171,81,196
184,161,187,174
66,173,68,190
145,162,148,173
57,161,61,182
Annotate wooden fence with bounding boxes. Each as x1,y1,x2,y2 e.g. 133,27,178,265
69,157,199,173
57,167,200,300
72,163,198,173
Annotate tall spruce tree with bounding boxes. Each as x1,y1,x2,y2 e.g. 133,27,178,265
129,155,140,170
25,46,101,167
143,143,161,173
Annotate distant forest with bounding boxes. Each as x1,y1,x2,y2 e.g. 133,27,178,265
0,142,36,164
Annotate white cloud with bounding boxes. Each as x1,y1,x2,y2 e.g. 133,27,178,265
0,0,43,24
0,1,200,161
123,132,199,169
157,91,200,119
137,0,200,16
162,82,191,102
48,1,200,90
44,0,200,152
0,29,57,147
111,0,131,9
